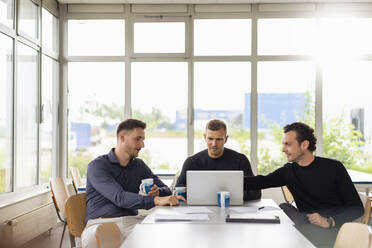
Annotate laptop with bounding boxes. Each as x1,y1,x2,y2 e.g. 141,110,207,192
186,170,244,206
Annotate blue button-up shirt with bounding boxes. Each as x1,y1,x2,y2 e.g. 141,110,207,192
85,148,171,222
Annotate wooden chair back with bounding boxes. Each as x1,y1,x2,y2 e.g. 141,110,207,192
334,222,371,248
357,192,372,225
70,167,83,193
65,193,87,238
281,186,295,204
95,222,123,248
50,177,70,213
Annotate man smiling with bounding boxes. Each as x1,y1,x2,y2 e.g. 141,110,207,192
244,122,363,247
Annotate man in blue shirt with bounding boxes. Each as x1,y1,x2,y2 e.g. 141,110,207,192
85,118,184,223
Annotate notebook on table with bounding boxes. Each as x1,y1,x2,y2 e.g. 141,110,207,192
186,170,244,206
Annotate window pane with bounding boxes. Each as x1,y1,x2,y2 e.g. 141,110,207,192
323,61,372,175
0,34,13,193
257,62,315,174
194,19,251,56
42,8,58,53
194,62,251,158
134,22,185,53
68,62,125,178
16,42,38,188
40,55,57,183
19,0,38,39
132,62,187,170
0,0,13,28
68,20,125,56
319,18,372,58
258,18,316,55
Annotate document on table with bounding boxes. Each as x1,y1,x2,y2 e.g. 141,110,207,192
154,213,210,222
229,207,259,213
174,206,213,214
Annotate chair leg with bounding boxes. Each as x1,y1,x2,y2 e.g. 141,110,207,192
59,222,67,248
69,233,76,248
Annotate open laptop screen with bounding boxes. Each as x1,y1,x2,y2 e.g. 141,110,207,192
186,170,243,206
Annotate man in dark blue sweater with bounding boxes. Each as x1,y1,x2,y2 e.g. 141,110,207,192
244,122,363,248
85,119,184,223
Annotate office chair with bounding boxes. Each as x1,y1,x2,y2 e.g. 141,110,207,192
70,167,86,194
50,177,70,248
333,222,371,248
281,186,295,204
65,193,87,248
95,222,123,248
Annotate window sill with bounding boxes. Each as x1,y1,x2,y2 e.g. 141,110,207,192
0,184,51,209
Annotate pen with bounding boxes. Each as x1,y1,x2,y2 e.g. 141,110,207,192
258,207,264,210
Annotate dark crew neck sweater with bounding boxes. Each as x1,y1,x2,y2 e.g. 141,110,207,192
244,156,363,226
176,148,261,201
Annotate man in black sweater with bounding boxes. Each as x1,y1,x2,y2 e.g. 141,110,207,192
245,122,363,247
176,119,261,201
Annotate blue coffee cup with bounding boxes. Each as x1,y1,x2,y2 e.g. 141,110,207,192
139,178,154,195
217,191,230,208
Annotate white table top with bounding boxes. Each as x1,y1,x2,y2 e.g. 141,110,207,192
121,199,315,248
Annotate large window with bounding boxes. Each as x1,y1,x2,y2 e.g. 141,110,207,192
0,0,13,28
0,34,13,193
18,0,39,39
323,62,372,174
257,62,315,174
62,4,372,182
40,55,57,183
68,20,125,56
194,62,251,157
16,42,38,188
194,19,251,56
42,8,58,53
134,22,185,53
0,3,59,194
132,62,188,170
258,18,316,55
68,62,125,177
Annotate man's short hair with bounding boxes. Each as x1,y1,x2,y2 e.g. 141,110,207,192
284,122,317,151
206,119,227,133
116,119,146,137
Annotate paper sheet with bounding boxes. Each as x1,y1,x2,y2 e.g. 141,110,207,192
229,207,259,213
174,206,213,214
154,213,210,222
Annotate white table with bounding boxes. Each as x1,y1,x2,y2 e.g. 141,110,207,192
121,199,315,248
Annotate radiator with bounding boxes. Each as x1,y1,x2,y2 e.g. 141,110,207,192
3,202,58,246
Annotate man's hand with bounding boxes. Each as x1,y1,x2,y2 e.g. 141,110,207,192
307,213,330,228
154,195,186,206
148,185,160,196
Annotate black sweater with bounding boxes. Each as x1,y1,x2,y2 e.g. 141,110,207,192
245,156,364,227
176,148,261,201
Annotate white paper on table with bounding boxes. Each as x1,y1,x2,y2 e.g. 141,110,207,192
154,213,210,222
229,207,259,213
174,206,213,214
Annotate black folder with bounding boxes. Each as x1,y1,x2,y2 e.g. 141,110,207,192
226,214,280,224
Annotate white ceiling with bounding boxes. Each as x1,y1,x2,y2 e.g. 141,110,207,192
57,0,372,4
